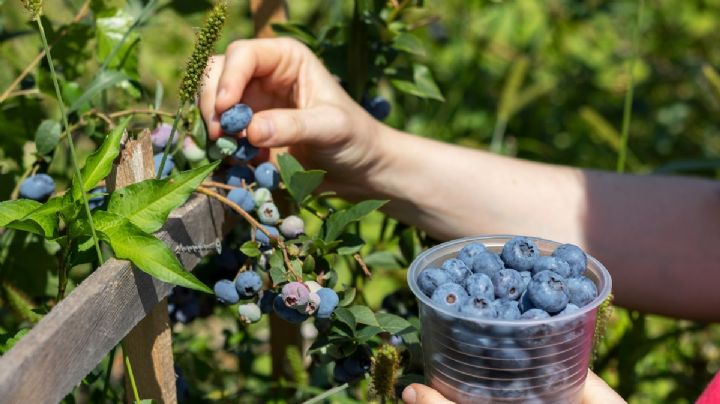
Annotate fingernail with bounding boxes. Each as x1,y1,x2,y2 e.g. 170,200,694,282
402,386,416,403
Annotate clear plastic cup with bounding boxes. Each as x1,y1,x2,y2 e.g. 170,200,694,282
407,235,612,403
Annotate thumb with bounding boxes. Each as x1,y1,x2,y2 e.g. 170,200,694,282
246,106,349,148
583,368,626,404
402,383,455,404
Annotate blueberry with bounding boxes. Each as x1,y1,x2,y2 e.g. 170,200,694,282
492,268,523,300
486,347,531,369
566,276,598,307
304,281,322,293
470,251,504,277
338,349,371,380
214,246,242,272
214,279,240,304
519,271,532,294
518,290,536,313
88,186,106,210
527,270,569,314
254,225,280,247
182,136,206,162
494,299,521,320
460,296,497,319
232,137,259,162
520,308,550,320
20,74,35,90
234,271,263,298
258,290,277,314
316,287,339,319
430,283,469,312
226,165,255,187
168,288,200,324
150,123,177,152
304,292,321,315
220,103,253,134
279,215,305,238
207,137,238,160
19,174,55,201
532,256,572,278
227,187,255,212
333,362,354,383
257,202,280,225
281,281,310,310
441,258,471,283
254,162,280,190
463,273,494,300
273,294,308,324
417,267,450,297
237,303,262,323
153,153,175,178
457,242,487,269
501,236,540,271
254,188,273,208
362,96,391,121
552,244,587,277
559,303,580,316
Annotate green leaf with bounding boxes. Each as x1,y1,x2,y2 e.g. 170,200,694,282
324,200,387,242
268,249,287,285
302,255,315,273
363,251,401,269
356,326,383,343
0,200,42,227
0,198,64,238
34,120,61,155
288,170,325,203
393,32,426,57
338,287,356,307
190,105,207,148
154,80,164,111
2,282,42,323
0,329,30,354
277,153,304,187
333,307,356,330
376,313,413,334
336,233,365,255
107,162,219,233
94,211,211,293
271,22,318,48
240,240,261,257
390,64,445,101
348,305,379,327
68,70,128,113
96,8,140,79
73,117,130,199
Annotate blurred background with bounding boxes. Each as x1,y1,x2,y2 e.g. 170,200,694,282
1,0,719,403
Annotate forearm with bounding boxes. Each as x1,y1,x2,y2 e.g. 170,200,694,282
369,126,720,321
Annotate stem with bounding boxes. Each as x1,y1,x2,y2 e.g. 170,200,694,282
56,240,71,301
489,118,507,154
353,253,372,277
103,346,117,399
616,0,644,174
123,346,141,403
109,108,174,118
156,108,184,179
196,186,302,281
302,383,349,404
202,180,240,190
36,19,104,264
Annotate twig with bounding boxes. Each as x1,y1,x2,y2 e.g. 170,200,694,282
201,180,239,190
0,0,91,104
353,253,372,277
196,186,302,281
108,108,175,118
6,89,41,100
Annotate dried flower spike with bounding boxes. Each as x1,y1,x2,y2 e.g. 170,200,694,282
21,0,43,20
179,0,228,103
369,345,400,402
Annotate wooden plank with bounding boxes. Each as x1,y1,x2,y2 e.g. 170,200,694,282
0,193,226,403
106,130,177,404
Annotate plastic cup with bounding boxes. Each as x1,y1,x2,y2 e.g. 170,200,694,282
407,235,612,403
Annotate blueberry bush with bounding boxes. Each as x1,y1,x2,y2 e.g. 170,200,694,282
0,1,718,403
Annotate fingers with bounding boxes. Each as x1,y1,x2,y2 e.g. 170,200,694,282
583,369,626,404
247,106,350,148
402,384,455,404
199,55,224,140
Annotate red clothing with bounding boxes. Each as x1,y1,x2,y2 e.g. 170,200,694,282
697,371,720,404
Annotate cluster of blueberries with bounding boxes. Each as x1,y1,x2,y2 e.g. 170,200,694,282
418,236,598,320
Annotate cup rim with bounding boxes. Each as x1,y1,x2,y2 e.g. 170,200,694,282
407,235,612,326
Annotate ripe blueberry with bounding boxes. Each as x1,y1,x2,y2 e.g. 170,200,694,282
234,271,263,298
441,258,471,283
254,225,280,247
430,283,469,312
520,308,551,320
279,215,305,239
273,294,308,324
501,236,540,271
463,273,494,300
457,242,487,269
258,290,277,314
559,303,580,316
254,162,280,190
460,296,497,319
527,270,569,314
19,174,55,201
232,137,259,162
491,268,523,300
220,103,253,134
316,287,339,319
532,256,572,278
552,244,587,277
227,188,255,212
153,153,175,178
226,165,255,187
493,299,522,320
214,279,240,304
566,276,597,307
470,251,504,277
362,96,391,121
417,267,450,297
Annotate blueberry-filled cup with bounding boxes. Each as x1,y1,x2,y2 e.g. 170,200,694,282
407,235,612,404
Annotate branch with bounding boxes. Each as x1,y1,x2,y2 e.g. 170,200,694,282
353,254,372,277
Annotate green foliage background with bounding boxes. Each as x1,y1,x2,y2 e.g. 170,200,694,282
0,0,719,403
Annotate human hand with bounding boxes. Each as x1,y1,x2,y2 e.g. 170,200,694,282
199,37,386,198
400,369,626,404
